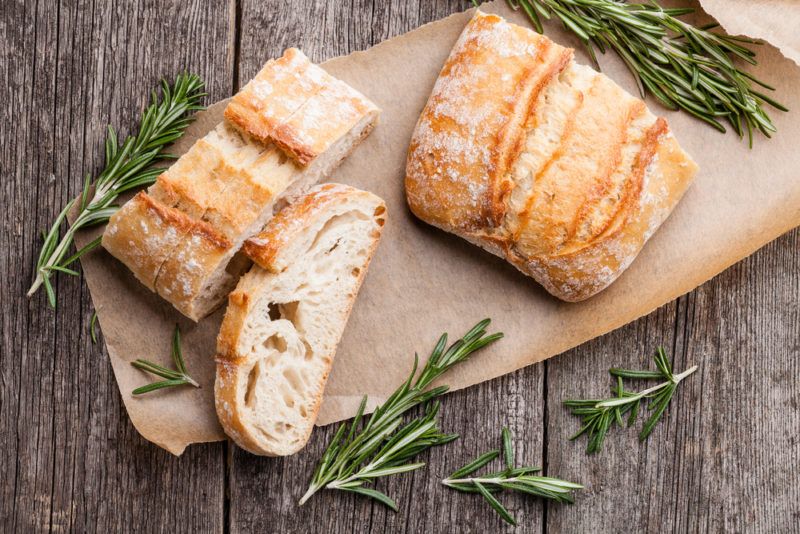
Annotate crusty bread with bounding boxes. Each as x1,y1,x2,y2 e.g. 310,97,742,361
215,184,386,456
102,49,380,320
405,11,697,302
226,49,379,167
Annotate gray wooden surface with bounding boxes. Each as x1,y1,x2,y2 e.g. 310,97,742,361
2,1,798,532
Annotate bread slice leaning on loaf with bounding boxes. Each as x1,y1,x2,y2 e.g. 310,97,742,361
102,48,380,321
215,183,386,456
405,11,698,302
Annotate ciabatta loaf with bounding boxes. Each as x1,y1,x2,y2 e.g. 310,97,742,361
102,49,380,320
215,184,386,456
405,11,698,301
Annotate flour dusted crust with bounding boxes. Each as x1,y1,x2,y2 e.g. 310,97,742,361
102,49,381,320
226,48,380,166
405,11,698,301
223,48,327,147
101,191,193,290
215,184,386,456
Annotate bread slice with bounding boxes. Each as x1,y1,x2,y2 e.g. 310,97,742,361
215,184,386,456
102,48,380,321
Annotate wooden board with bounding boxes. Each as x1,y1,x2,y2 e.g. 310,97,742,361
1,0,797,531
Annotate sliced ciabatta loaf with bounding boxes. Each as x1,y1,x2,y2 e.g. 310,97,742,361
215,184,386,456
102,48,380,321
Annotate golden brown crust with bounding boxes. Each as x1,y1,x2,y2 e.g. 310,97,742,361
225,49,380,166
269,79,380,166
224,48,324,147
241,183,365,271
405,11,573,233
104,51,380,321
101,192,195,290
405,11,698,301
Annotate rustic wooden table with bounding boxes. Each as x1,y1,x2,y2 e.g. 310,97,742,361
3,1,799,532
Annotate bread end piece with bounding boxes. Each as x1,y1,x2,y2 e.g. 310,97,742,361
215,183,386,456
225,48,380,166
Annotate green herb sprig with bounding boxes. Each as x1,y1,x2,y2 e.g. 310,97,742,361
564,347,697,453
299,319,503,510
27,74,206,307
442,428,582,526
130,325,200,395
494,0,787,144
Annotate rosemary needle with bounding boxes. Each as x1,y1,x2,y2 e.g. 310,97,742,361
130,325,200,395
564,347,697,453
442,428,582,526
300,319,503,510
493,0,787,144
27,73,206,308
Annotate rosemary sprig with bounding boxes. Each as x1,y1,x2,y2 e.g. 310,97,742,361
27,73,206,307
564,347,697,453
495,0,787,144
130,325,200,395
442,428,582,526
299,319,503,509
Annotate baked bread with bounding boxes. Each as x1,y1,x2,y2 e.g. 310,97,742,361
102,49,380,320
405,11,698,301
215,184,386,456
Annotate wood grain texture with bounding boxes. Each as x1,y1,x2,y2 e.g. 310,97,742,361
1,1,232,532
1,1,798,533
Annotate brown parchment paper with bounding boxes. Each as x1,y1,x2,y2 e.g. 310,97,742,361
74,1,800,455
700,0,800,67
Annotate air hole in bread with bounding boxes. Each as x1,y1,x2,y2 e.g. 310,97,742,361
267,301,300,326
282,387,295,408
255,427,279,444
267,302,281,321
283,367,304,392
245,362,260,408
263,334,287,352
302,339,314,361
352,267,361,277
278,301,300,324
308,211,369,254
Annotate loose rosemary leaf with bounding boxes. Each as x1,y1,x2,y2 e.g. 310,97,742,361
130,325,200,395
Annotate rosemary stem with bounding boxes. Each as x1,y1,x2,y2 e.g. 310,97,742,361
27,233,74,297
596,364,698,408
443,476,512,485
27,272,45,297
184,374,201,388
672,364,699,383
298,485,320,506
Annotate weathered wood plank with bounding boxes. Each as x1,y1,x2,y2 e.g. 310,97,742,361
3,1,799,533
229,2,544,533
1,1,233,531
545,228,800,533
